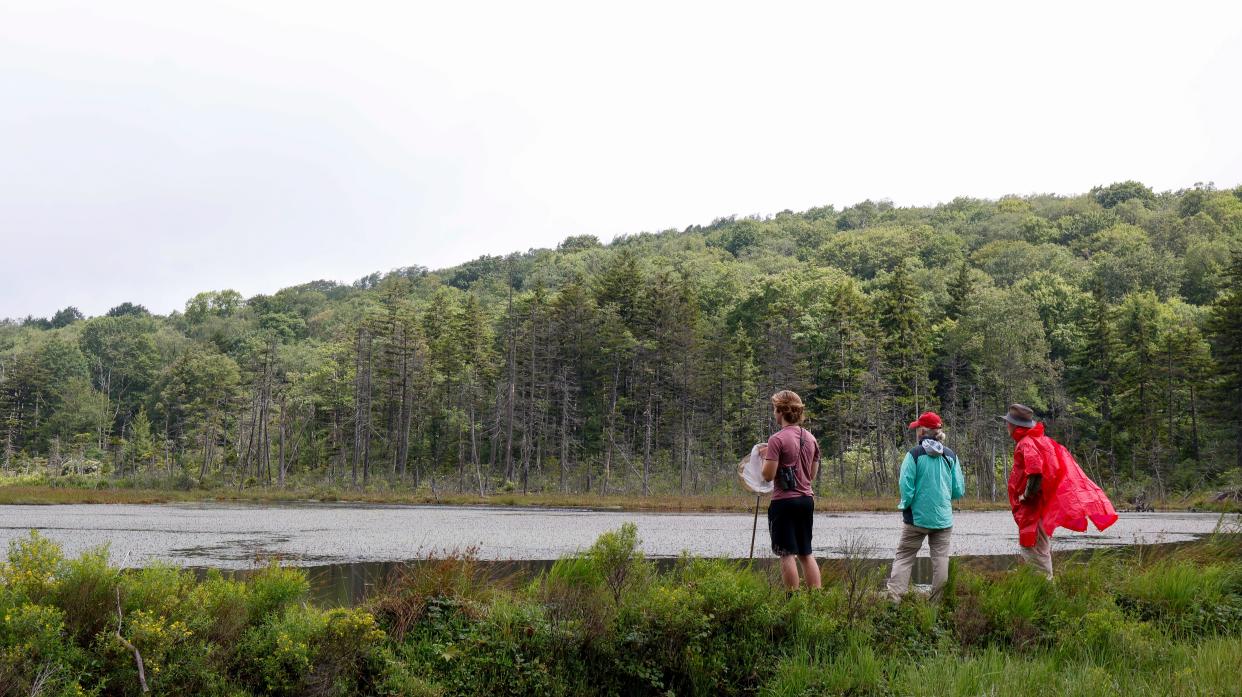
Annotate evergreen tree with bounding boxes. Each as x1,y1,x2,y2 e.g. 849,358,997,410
945,261,973,322
876,261,933,413
126,408,155,472
1070,281,1124,476
1207,252,1242,470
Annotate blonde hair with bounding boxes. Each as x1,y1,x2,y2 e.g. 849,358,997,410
917,427,945,442
771,390,805,425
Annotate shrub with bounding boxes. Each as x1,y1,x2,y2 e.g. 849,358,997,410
403,598,569,697
53,545,120,644
101,606,196,691
0,603,87,697
308,608,390,697
369,549,489,640
537,555,612,646
246,562,310,622
237,605,320,695
586,522,651,605
603,558,787,696
121,563,196,621
2,530,64,604
238,605,392,697
185,571,251,647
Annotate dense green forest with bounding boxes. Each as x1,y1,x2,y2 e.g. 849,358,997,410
4,181,1242,502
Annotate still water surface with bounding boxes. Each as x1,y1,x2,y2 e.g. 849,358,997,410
3,502,1230,605
0,501,1227,567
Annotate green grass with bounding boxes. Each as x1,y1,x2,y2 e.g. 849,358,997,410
2,526,1240,695
6,470,1235,513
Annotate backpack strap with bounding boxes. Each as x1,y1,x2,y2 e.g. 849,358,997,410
906,444,926,491
797,427,806,479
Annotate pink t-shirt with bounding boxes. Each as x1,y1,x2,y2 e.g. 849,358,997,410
766,425,819,500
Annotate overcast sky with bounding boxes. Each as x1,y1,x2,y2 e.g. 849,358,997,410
2,0,1240,319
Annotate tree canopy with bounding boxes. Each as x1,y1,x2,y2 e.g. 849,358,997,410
3,182,1240,500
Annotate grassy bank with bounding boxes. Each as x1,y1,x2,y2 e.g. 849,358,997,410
0,474,1020,512
4,471,1234,513
2,523,1241,696
5,480,1235,513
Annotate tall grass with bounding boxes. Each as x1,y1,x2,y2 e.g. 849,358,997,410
1,527,1239,696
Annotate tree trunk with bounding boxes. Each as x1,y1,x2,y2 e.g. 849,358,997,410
277,398,287,488
199,410,216,480
642,391,653,497
504,279,516,482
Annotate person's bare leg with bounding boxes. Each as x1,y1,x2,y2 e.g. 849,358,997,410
798,554,821,589
780,555,800,590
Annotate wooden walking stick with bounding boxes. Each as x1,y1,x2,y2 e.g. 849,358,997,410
739,446,770,560
749,494,760,559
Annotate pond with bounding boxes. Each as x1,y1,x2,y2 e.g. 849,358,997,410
1,502,1232,604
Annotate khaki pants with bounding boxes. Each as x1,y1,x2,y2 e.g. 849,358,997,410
886,524,952,602
1018,526,1053,579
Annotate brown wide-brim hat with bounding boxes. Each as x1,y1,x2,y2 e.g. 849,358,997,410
999,403,1037,429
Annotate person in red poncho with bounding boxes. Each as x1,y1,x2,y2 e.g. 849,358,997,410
1001,404,1119,578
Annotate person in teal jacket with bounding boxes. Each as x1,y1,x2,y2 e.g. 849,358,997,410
886,411,966,601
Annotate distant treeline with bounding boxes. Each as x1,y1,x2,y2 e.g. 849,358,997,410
3,181,1242,500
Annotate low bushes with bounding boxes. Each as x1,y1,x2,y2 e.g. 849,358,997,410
0,528,1239,696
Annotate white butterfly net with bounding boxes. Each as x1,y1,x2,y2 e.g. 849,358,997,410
737,443,773,494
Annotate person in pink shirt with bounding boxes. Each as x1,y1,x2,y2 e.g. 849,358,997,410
761,390,822,591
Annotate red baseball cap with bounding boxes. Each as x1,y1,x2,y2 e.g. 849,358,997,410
908,411,942,430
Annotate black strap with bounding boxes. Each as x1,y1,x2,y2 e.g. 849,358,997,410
785,427,804,474
779,427,806,477
910,443,956,468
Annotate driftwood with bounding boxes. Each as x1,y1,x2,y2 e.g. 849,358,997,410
114,587,149,693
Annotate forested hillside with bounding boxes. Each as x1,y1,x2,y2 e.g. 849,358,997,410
4,181,1242,502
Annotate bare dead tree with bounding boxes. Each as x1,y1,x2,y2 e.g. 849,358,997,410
114,588,149,693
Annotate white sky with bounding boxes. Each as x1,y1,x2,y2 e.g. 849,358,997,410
2,0,1240,318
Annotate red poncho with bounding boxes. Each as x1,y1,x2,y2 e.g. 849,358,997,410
1008,423,1119,547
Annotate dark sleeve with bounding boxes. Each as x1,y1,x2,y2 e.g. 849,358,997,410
1023,474,1042,500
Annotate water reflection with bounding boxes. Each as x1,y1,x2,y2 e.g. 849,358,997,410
199,542,1191,607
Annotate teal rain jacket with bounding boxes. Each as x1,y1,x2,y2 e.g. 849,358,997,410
897,439,966,530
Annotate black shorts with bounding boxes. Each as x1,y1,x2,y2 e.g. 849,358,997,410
768,495,814,557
